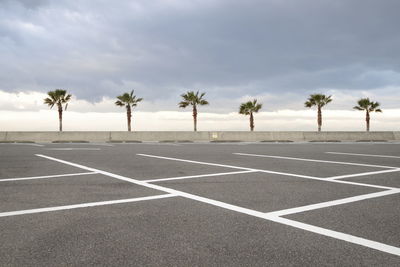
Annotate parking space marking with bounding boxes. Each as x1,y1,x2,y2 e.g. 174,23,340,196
62,143,113,147
137,153,257,171
234,153,398,169
15,143,44,147
35,154,400,256
326,152,400,159
330,179,398,190
268,216,400,257
136,143,182,146
138,154,398,190
0,194,176,218
144,170,258,183
266,189,400,217
138,153,320,180
326,168,400,181
0,172,98,182
0,143,44,147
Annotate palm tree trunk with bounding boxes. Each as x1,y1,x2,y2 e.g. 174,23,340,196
127,106,132,132
193,105,197,132
366,110,370,132
250,112,254,131
58,105,63,132
317,106,322,132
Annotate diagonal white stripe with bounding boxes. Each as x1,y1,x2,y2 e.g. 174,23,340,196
137,153,256,171
0,194,176,218
326,168,400,180
138,154,398,190
144,170,258,183
266,189,400,217
0,172,97,182
34,154,400,256
326,151,400,159
234,152,398,169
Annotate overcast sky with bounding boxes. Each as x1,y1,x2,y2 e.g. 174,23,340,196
0,0,399,130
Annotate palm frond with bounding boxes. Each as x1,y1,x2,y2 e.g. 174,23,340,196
179,90,209,108
44,89,72,110
115,90,143,108
354,98,382,113
239,99,263,115
305,93,332,108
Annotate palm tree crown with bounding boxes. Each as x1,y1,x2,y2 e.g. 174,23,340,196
353,98,382,113
304,93,332,132
239,99,262,131
43,89,72,132
115,90,143,109
44,89,71,109
179,90,209,131
239,99,262,115
304,94,332,108
353,98,382,132
179,91,209,108
115,90,143,131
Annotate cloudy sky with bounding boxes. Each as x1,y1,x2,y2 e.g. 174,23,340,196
0,0,399,131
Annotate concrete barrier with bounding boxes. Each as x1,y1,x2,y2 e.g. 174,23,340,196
110,131,209,142
271,132,304,141
0,131,399,143
4,132,59,142
302,131,396,142
394,132,400,141
58,131,110,142
0,132,7,141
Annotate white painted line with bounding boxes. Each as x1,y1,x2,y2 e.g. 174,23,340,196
144,170,258,183
331,179,398,190
138,154,333,180
45,148,101,151
234,153,398,169
137,143,182,146
138,154,398,190
326,151,400,159
14,143,44,147
137,154,257,171
139,154,321,180
0,172,97,182
255,169,320,180
35,154,400,256
326,168,400,180
0,143,44,147
266,189,400,217
64,143,113,147
267,216,400,257
0,194,176,218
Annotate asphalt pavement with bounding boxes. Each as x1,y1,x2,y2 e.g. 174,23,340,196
1,142,399,266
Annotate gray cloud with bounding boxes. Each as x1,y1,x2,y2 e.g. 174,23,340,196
0,0,399,110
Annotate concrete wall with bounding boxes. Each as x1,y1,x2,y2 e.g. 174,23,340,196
1,131,399,143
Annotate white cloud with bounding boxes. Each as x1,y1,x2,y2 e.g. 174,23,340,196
1,109,398,131
0,90,398,131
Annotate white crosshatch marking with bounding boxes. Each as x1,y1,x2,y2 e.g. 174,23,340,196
20,153,400,257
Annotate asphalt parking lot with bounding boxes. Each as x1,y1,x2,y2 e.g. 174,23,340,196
0,142,399,266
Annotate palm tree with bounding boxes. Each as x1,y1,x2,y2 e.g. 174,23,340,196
304,93,332,132
353,98,382,132
239,99,262,131
115,90,143,131
44,89,72,132
179,90,209,131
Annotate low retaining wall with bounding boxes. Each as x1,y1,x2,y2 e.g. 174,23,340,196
0,131,399,143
